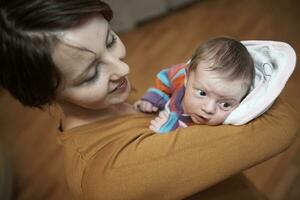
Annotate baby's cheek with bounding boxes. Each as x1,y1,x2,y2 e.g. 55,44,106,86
213,111,229,124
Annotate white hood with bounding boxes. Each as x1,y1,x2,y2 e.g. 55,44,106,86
223,40,297,125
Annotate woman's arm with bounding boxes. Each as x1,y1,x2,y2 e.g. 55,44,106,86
82,98,299,200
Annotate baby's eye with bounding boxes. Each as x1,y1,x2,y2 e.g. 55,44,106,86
197,90,206,97
220,102,232,110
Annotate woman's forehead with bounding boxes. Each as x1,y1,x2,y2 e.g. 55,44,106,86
60,15,109,56
52,15,109,80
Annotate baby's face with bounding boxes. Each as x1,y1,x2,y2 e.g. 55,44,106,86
182,64,249,125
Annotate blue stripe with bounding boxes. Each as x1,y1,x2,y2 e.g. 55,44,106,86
157,69,171,88
148,88,170,102
171,68,186,81
159,112,179,133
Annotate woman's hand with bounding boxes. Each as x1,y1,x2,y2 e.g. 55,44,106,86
149,110,169,132
134,100,158,113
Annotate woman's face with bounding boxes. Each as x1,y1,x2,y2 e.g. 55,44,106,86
53,15,130,110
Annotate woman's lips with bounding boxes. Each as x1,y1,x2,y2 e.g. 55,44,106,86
109,77,128,94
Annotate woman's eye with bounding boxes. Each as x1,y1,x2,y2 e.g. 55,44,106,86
106,33,117,49
197,90,206,96
83,66,99,84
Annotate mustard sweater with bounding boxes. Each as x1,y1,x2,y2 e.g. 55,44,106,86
58,98,299,200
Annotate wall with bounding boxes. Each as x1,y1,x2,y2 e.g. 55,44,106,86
106,0,197,32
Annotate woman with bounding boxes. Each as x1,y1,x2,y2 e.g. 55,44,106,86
0,0,299,199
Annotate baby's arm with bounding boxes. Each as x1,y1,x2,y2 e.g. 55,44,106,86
134,100,159,113
135,63,187,114
149,110,169,132
135,68,173,113
150,111,183,133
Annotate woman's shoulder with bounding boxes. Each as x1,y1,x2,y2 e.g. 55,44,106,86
58,113,153,155
57,112,156,195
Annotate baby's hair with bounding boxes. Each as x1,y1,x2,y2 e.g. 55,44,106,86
188,37,255,84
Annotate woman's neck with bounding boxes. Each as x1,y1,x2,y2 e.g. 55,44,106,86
59,101,136,131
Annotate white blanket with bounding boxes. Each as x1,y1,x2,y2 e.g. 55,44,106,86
224,40,297,125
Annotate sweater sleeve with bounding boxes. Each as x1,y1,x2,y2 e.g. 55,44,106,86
158,111,180,133
141,68,173,110
82,98,299,200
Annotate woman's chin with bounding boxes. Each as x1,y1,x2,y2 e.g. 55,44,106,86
70,83,131,111
110,82,131,104
110,95,129,105
91,92,130,109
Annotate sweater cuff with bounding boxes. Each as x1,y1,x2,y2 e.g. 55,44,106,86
141,88,170,110
158,112,179,133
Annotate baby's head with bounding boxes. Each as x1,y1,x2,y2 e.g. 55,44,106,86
182,37,254,125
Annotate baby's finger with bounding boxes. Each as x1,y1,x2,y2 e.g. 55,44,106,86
133,100,141,110
150,118,160,127
162,110,168,116
158,111,168,119
140,101,147,112
152,106,158,112
145,102,153,112
141,101,148,111
150,119,157,125
149,124,158,132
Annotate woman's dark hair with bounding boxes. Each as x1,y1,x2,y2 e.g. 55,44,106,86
0,0,112,108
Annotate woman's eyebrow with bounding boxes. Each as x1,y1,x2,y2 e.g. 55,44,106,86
74,59,97,84
74,27,110,84
60,40,97,84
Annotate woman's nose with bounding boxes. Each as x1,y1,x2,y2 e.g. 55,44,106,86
108,57,130,81
201,100,216,115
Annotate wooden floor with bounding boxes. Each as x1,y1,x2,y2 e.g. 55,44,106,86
0,0,299,199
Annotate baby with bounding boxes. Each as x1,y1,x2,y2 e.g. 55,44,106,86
134,37,255,133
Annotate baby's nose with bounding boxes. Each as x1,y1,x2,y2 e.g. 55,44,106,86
202,100,216,115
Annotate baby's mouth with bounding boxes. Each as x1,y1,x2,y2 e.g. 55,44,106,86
194,114,210,123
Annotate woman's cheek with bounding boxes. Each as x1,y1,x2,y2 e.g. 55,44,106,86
63,85,103,106
79,85,108,103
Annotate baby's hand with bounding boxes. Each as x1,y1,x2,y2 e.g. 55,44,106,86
149,111,169,132
134,100,159,113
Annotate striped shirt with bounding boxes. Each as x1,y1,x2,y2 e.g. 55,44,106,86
141,63,193,133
